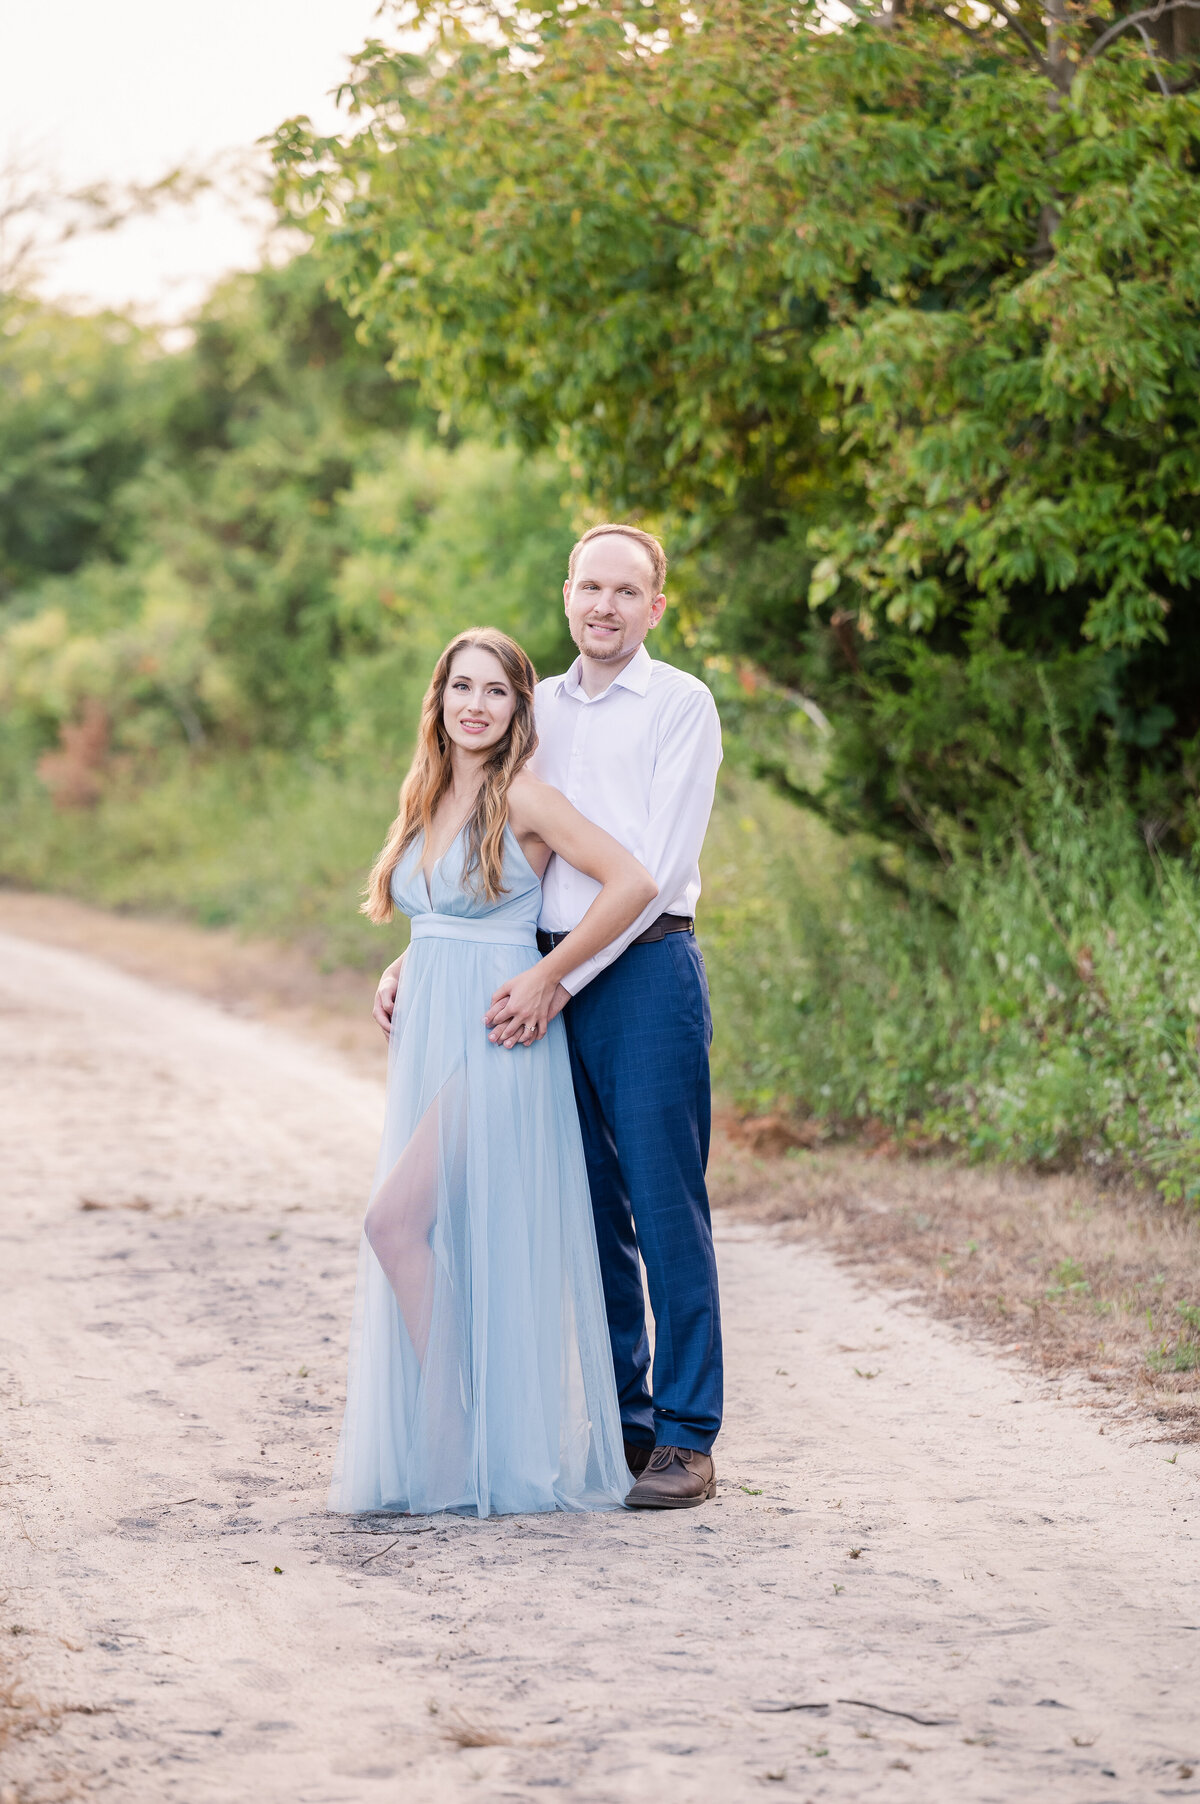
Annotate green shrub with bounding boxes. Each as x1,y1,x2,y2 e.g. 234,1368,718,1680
702,766,1200,1202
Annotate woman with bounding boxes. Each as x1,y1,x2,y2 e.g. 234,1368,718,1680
330,627,657,1517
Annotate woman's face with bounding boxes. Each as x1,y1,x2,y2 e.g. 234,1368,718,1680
442,646,517,754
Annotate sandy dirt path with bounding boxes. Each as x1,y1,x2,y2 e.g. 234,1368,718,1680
2,930,1198,1803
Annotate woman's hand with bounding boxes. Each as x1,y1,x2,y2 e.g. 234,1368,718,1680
485,970,570,1050
373,952,407,1038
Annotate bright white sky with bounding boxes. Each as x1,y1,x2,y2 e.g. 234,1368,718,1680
0,0,407,320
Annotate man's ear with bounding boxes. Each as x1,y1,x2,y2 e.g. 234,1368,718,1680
648,593,667,628
563,579,571,613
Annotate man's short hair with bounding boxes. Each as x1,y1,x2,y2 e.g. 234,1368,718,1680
568,523,667,595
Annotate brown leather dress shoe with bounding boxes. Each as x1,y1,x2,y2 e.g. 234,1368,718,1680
624,1440,653,1477
625,1446,716,1509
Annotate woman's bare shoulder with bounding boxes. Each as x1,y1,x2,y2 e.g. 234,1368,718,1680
507,770,560,826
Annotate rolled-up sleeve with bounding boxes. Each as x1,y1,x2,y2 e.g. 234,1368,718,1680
559,686,723,995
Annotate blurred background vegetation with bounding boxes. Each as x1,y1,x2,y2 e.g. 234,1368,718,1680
4,0,1200,1199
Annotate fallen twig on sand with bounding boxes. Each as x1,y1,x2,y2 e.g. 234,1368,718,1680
359,1538,401,1565
838,1698,954,1726
329,1525,435,1536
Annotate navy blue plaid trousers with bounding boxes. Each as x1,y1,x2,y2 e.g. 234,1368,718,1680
563,931,723,1454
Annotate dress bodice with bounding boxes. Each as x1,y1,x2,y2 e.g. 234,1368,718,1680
390,824,542,937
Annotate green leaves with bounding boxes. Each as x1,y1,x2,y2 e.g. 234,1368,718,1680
808,557,842,611
269,2,1200,853
0,300,160,601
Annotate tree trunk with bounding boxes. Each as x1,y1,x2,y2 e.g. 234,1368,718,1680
1043,0,1074,93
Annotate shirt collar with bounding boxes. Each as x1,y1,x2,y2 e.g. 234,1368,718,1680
557,643,653,701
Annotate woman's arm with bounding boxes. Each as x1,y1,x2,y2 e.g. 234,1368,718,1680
372,950,407,1037
486,776,657,1049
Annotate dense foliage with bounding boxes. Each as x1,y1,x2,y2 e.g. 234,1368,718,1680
275,0,1200,852
705,769,1200,1199
0,303,156,595
0,257,576,786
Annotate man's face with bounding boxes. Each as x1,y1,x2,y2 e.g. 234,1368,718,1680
564,536,666,665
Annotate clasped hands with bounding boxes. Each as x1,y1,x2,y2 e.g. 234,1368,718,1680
373,955,569,1049
484,968,570,1050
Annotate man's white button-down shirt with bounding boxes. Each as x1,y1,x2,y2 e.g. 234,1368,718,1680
530,643,723,995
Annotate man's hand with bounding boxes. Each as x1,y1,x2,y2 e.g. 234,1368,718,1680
485,973,570,1050
373,953,406,1038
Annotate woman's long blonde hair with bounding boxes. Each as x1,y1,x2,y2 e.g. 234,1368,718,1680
363,628,539,922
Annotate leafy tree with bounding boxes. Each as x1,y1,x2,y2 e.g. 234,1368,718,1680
0,300,161,600
0,159,225,604
0,251,575,772
163,250,422,457
0,256,424,754
274,0,1200,852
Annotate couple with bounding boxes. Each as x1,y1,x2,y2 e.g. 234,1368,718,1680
329,523,723,1517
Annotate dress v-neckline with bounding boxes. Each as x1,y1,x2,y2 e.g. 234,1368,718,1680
420,813,472,905
417,819,540,908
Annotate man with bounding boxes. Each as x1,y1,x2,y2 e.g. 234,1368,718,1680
376,523,723,1508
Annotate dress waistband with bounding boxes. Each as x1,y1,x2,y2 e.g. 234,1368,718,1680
409,913,539,950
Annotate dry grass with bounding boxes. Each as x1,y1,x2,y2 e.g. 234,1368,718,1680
438,1712,519,1750
0,1669,42,1758
712,1115,1200,1440
0,1644,67,1804
428,1701,557,1751
0,1630,55,1759
0,1627,110,1801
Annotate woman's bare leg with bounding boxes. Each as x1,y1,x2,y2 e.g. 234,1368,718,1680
363,1098,442,1360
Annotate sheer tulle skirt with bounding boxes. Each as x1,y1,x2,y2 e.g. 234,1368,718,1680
330,927,631,1517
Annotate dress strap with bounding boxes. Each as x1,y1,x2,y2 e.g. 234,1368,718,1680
409,913,539,951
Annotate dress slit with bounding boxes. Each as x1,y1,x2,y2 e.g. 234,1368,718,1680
363,1065,465,1363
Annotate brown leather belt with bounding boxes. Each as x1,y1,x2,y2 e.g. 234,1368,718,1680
536,912,694,957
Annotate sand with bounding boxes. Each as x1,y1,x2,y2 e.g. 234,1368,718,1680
1,928,1198,1802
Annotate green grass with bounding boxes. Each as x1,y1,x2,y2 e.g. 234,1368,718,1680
1148,1301,1200,1372
698,768,1200,1202
0,748,401,969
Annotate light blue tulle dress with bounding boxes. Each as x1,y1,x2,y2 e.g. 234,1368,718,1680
329,823,632,1517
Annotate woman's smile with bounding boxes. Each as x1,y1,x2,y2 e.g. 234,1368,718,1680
441,650,518,750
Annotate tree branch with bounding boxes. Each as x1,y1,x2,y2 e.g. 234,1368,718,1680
706,71,778,117
1134,19,1173,94
935,7,984,42
656,107,742,153
1085,0,1200,63
971,0,1051,68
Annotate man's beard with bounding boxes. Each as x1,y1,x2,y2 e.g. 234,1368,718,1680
572,622,628,662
